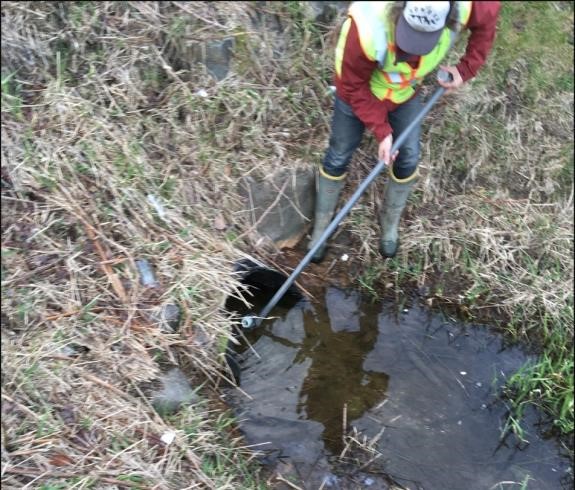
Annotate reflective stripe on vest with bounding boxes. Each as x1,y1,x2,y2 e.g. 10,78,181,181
335,1,472,103
347,1,389,65
335,17,353,78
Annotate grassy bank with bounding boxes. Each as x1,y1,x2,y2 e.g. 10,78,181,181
1,1,573,488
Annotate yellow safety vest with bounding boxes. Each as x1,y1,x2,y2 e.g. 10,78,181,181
335,1,472,104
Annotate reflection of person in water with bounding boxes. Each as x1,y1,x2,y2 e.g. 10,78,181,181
295,293,389,453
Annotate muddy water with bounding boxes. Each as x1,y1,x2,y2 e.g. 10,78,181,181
226,286,572,490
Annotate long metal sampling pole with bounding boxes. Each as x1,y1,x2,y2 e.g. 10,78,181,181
241,75,451,330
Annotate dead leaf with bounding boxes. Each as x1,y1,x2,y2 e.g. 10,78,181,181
57,406,76,425
49,453,74,466
213,213,226,231
70,428,96,449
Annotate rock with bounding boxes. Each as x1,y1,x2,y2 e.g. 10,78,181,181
325,288,361,333
272,461,300,490
136,259,159,288
58,344,89,357
305,1,349,24
191,38,234,81
239,167,315,249
271,307,306,344
152,368,198,415
248,2,287,59
320,472,340,488
152,303,181,333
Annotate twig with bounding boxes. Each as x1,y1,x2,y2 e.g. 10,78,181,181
81,372,129,399
81,220,128,304
44,306,103,322
275,474,304,490
80,372,206,477
257,253,317,303
173,3,228,29
235,178,290,241
1,467,146,488
357,452,383,473
342,402,348,447
1,393,40,420
1,262,58,286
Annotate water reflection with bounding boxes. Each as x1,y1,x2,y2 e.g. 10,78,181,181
227,287,572,490
295,288,389,453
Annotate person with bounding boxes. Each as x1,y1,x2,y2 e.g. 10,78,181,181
308,1,501,262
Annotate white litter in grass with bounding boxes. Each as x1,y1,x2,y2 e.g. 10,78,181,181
196,89,209,97
341,254,349,262
161,431,176,445
460,371,467,376
147,194,167,220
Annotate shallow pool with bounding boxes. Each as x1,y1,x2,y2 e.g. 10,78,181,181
226,285,572,489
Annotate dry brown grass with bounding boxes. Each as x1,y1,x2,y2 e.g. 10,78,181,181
1,1,573,488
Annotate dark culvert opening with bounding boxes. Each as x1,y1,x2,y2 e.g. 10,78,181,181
224,258,302,318
224,258,302,385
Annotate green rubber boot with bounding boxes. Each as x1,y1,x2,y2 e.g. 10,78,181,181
379,168,418,258
307,168,346,263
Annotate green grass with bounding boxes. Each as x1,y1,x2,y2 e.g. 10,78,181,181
169,406,265,488
505,312,574,436
1,72,22,111
487,2,573,96
506,353,574,435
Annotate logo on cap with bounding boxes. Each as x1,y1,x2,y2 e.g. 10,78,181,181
404,1,450,33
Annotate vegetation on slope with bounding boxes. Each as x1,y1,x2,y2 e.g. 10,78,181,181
1,1,573,488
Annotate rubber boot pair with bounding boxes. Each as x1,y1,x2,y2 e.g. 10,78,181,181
307,166,417,262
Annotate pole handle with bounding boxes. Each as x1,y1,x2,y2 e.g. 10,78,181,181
241,75,450,330
437,69,454,83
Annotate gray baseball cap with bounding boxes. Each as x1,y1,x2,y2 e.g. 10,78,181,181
395,1,451,55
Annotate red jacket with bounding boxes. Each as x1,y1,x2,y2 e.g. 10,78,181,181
334,1,501,142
